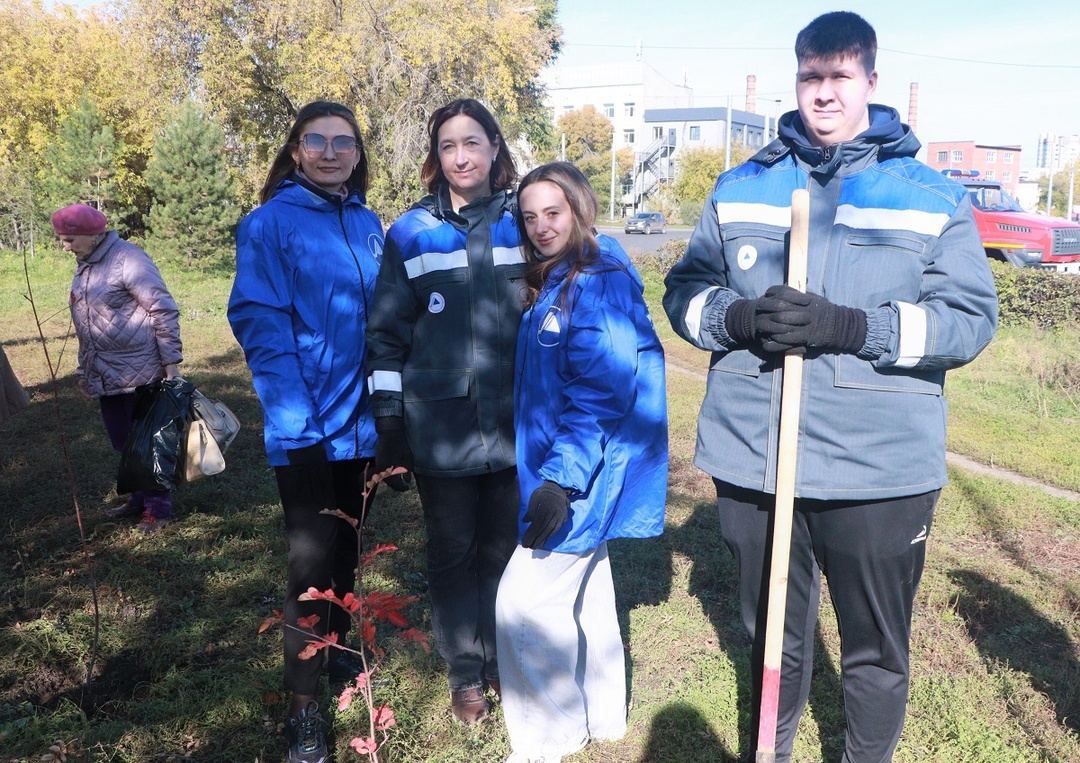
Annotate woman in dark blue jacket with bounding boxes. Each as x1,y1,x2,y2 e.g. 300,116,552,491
228,101,384,763
365,99,525,726
496,162,667,762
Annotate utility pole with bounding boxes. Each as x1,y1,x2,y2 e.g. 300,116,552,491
609,128,616,221
1047,166,1054,216
725,95,733,172
1046,138,1058,216
1069,161,1077,221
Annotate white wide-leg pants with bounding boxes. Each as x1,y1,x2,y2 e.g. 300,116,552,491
496,542,627,762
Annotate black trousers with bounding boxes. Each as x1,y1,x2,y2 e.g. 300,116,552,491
276,458,374,695
715,480,938,763
415,467,519,691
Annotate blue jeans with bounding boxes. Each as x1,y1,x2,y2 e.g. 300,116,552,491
416,467,519,691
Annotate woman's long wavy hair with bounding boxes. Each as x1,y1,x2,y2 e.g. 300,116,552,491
516,162,603,310
258,101,369,204
420,99,517,195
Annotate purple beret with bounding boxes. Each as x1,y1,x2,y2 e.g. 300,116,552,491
51,204,108,236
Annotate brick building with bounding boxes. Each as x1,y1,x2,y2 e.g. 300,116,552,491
926,141,1022,195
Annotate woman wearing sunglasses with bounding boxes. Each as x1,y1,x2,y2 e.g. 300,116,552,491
228,101,384,763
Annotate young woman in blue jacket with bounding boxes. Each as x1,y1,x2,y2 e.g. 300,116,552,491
496,162,668,763
227,101,384,763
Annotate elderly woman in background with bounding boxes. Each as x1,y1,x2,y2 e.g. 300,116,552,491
53,203,183,534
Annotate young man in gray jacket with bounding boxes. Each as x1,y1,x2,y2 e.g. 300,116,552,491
663,11,998,762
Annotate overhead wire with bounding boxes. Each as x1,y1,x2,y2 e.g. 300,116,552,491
562,42,1080,70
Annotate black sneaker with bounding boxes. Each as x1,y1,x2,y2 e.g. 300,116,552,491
285,702,328,763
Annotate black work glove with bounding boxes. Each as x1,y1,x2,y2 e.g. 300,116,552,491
724,298,759,344
755,285,868,355
374,415,413,492
521,481,570,549
285,443,336,510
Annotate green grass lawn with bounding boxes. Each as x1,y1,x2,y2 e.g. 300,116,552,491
0,250,1077,762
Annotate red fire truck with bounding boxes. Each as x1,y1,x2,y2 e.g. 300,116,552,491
942,170,1080,273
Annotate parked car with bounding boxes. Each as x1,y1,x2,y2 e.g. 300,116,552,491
624,212,666,235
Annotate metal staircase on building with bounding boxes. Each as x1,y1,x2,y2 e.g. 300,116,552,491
628,136,676,211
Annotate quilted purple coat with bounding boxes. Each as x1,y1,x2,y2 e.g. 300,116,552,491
70,231,183,399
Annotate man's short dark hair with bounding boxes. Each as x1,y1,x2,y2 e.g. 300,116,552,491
795,11,877,74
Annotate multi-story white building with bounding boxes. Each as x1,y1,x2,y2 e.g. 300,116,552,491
1036,133,1079,174
542,61,774,213
541,59,693,154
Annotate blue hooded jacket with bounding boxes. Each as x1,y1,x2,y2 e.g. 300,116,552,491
663,105,998,499
229,176,385,466
514,236,667,553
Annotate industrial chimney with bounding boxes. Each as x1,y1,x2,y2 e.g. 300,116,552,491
908,82,919,134
746,75,757,114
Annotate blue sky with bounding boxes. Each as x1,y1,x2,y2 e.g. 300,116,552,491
551,1,1080,170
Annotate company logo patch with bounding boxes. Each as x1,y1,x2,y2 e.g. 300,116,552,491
910,525,928,545
368,233,384,264
428,292,445,314
538,306,562,347
737,244,758,270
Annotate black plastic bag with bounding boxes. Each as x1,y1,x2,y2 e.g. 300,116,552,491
117,378,196,493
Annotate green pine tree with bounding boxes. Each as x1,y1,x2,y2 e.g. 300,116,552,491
144,101,240,269
37,96,131,232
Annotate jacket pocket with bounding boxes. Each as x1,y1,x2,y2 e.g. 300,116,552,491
414,270,467,305
845,232,927,254
834,354,942,395
709,349,763,377
719,226,788,294
402,368,482,473
834,231,928,305
412,271,468,356
402,368,472,402
500,262,529,311
501,262,527,280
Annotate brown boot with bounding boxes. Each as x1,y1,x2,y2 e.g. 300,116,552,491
450,686,489,725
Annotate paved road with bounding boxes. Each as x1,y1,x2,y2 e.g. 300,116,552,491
596,225,692,255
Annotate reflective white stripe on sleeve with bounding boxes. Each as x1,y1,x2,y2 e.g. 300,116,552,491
367,370,403,395
894,301,928,369
685,286,720,345
493,245,525,266
404,249,469,279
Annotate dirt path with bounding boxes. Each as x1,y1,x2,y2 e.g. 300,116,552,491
664,357,1080,502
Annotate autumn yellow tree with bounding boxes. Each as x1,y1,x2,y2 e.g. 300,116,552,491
119,0,561,218
545,106,633,214
0,0,184,238
672,145,755,224
0,0,559,239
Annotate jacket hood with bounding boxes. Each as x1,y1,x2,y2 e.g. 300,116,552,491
761,104,920,170
269,173,368,208
412,185,515,228
545,237,640,285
